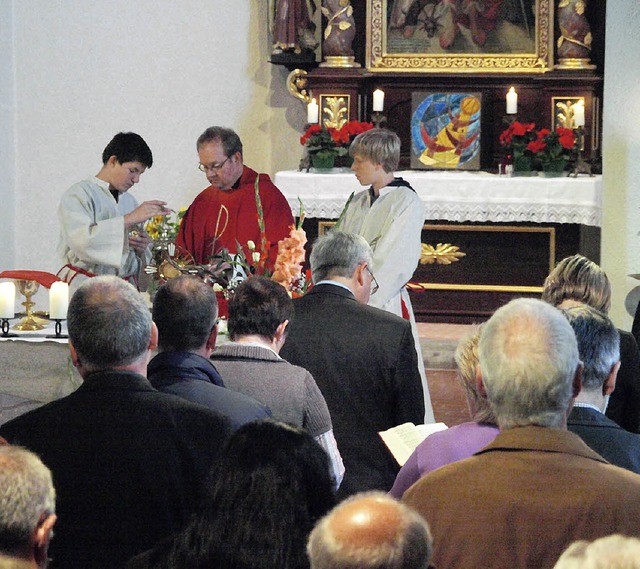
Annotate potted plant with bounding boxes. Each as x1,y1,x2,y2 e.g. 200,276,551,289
500,121,577,176
300,121,374,170
527,127,577,176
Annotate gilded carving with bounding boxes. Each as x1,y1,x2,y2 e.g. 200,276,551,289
420,243,466,265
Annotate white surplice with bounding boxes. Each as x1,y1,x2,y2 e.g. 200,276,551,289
338,181,435,423
57,176,150,292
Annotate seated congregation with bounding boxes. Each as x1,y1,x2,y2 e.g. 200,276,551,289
2,241,640,568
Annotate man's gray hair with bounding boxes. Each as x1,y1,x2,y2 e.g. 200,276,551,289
68,276,152,372
310,232,373,283
153,275,218,352
561,304,620,391
554,535,640,569
307,491,432,569
479,298,579,429
0,446,55,554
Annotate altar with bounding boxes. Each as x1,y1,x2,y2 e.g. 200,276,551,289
275,170,602,323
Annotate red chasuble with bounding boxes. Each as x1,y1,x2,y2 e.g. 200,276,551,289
176,166,294,269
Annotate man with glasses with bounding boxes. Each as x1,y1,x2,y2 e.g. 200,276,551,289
281,231,425,499
176,126,293,267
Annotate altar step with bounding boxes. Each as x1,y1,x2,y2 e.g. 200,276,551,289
418,323,472,427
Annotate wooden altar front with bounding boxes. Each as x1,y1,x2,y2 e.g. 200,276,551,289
275,170,602,323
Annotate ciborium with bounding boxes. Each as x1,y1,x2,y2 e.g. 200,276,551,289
14,279,46,331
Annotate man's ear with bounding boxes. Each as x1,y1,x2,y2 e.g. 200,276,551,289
205,322,218,352
355,263,367,288
33,513,56,567
106,155,119,168
69,341,80,369
572,362,583,399
275,320,289,345
603,361,620,397
149,322,159,352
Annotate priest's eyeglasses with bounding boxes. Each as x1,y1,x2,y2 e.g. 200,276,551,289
366,266,379,295
198,156,230,173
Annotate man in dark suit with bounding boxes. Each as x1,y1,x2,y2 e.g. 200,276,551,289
280,231,425,498
563,303,640,473
0,276,232,569
150,274,271,430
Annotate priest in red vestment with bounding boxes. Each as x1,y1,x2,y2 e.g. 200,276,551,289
176,126,293,268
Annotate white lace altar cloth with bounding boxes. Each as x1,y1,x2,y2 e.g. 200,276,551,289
274,170,602,227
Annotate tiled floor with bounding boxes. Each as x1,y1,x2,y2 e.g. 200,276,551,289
418,322,473,427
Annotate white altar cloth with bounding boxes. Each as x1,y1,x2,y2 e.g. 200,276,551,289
274,170,603,227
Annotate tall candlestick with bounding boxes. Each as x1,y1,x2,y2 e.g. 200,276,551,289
372,89,385,112
506,87,518,115
573,100,585,127
307,98,319,124
49,281,69,320
0,282,15,318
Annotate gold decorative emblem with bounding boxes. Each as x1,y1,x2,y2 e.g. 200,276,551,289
420,243,466,265
321,96,349,129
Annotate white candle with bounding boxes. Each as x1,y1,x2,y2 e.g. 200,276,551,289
506,87,518,114
373,89,385,112
573,100,585,127
307,98,319,124
49,281,69,320
0,282,15,319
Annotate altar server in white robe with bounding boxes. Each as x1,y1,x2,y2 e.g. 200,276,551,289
57,132,170,292
337,128,435,423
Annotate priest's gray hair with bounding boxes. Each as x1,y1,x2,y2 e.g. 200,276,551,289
479,298,579,430
68,276,152,372
0,445,55,554
310,231,373,284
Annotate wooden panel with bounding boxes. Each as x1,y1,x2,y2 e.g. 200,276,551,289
302,217,600,323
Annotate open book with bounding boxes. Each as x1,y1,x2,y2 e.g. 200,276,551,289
379,422,448,466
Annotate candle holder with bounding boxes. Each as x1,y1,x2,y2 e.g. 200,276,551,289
571,127,593,177
503,113,518,126
1,317,18,337
371,111,387,129
46,319,68,339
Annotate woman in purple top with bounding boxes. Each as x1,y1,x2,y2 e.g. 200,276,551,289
389,324,499,499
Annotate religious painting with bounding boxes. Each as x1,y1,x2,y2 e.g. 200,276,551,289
410,92,482,170
366,0,553,73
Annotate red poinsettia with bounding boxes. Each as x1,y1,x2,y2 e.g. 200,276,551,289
301,121,375,160
500,121,577,172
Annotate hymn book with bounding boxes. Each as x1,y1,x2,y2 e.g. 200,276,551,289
379,422,448,466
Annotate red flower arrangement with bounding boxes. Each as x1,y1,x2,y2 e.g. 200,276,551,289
300,121,374,160
500,121,577,173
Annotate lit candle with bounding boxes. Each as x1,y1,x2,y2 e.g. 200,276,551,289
49,281,69,320
573,100,585,127
307,98,319,124
0,282,15,319
373,89,385,112
506,87,518,114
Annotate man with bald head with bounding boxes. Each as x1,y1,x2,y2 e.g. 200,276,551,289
0,276,231,569
403,298,640,569
307,491,432,569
